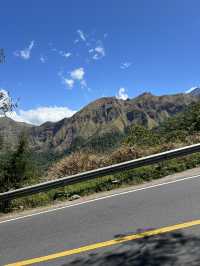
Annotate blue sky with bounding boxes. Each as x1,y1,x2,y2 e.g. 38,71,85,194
1,0,200,124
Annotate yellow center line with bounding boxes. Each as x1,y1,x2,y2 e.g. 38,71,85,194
5,219,200,266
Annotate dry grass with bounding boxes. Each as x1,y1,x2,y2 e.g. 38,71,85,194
47,151,107,180
47,146,139,180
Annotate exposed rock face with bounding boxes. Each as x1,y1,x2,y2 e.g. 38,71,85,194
0,92,199,153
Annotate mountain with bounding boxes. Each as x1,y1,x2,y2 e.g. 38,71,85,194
0,117,32,149
0,92,199,154
188,87,200,97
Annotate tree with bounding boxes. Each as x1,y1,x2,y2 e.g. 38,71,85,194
0,89,18,153
7,134,31,189
0,89,17,116
0,133,37,192
0,133,42,212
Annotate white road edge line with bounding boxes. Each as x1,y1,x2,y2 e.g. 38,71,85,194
0,174,200,225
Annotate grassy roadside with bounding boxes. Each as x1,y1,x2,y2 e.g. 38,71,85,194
6,152,200,213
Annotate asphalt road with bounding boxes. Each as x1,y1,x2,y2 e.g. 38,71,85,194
1,170,200,265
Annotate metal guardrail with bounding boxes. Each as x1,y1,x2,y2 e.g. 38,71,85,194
1,143,200,202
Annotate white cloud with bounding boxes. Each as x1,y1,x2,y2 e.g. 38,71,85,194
60,67,87,89
40,55,46,63
64,79,74,89
59,51,72,59
14,41,34,60
80,79,87,88
7,106,76,125
63,52,71,58
74,39,79,44
120,62,132,69
92,45,105,60
185,86,199,93
116,88,128,100
70,67,85,80
77,29,86,41
88,44,106,60
95,46,105,55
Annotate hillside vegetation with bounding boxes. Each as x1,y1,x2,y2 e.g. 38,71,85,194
2,94,200,212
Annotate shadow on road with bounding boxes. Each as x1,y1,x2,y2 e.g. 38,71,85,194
62,229,200,266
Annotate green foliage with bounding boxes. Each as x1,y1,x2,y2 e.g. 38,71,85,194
85,132,124,153
28,151,63,172
70,132,124,153
124,102,200,146
0,134,40,193
157,101,200,141
0,134,3,150
124,124,160,147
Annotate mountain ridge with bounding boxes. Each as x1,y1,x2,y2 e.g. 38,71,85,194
0,91,199,154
